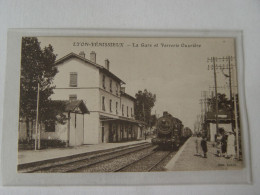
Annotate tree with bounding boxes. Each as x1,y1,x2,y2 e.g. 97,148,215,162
20,37,66,141
134,89,156,126
207,93,231,113
207,93,240,128
150,114,157,127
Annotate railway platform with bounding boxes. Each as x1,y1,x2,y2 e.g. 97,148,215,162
165,137,243,171
18,139,151,166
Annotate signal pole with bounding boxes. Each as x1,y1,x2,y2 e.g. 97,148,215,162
213,57,219,134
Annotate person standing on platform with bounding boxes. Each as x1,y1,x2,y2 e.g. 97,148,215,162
194,133,202,156
201,136,208,158
221,130,228,157
227,132,236,159
216,133,223,157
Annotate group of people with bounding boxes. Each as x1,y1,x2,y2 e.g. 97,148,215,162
194,128,236,159
215,128,236,159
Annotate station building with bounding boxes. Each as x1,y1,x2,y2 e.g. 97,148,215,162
50,51,145,145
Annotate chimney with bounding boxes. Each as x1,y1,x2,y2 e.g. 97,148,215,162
121,87,125,93
79,51,85,58
105,59,110,70
163,111,168,116
90,51,96,63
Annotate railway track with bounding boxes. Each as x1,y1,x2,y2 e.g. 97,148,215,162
113,150,174,172
73,145,158,172
18,142,152,173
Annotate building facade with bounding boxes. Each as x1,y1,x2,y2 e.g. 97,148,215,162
19,100,89,147
51,51,144,144
205,111,232,141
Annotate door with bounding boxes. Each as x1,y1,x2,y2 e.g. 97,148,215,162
75,113,84,146
69,113,83,146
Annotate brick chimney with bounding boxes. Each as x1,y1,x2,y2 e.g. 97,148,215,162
105,59,110,70
79,51,85,58
121,87,125,93
90,51,96,63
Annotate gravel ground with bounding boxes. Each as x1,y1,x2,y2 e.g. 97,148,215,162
74,146,158,172
150,151,176,171
119,150,171,172
34,143,153,173
20,143,147,172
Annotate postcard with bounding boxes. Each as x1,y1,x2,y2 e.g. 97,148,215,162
17,36,244,173
1,30,251,185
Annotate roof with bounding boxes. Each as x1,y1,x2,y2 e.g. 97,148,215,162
99,114,146,125
55,52,125,84
53,100,90,114
120,91,136,101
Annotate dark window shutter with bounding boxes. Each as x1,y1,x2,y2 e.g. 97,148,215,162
70,72,77,87
69,94,77,101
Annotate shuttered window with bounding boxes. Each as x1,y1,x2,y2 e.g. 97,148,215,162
110,79,112,92
102,96,106,111
70,72,77,87
110,99,112,112
102,75,106,89
69,94,77,101
116,84,119,96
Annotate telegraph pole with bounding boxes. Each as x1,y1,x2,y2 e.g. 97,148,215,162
35,82,40,151
233,59,240,159
227,56,234,131
213,57,219,134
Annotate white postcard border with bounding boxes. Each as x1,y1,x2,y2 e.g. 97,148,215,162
1,28,251,186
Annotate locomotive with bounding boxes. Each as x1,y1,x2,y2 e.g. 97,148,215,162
151,111,192,150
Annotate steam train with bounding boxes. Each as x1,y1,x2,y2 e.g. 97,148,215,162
151,111,192,150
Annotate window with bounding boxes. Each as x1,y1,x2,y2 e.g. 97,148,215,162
110,79,112,93
131,108,133,117
122,104,124,116
102,96,106,111
116,102,118,115
102,75,106,89
45,121,55,132
127,106,129,117
70,72,77,87
110,99,112,112
116,84,119,96
75,114,77,128
69,94,77,101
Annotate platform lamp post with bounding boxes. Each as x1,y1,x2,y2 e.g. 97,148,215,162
35,82,40,151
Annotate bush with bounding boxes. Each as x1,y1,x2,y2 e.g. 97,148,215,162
18,139,66,150
40,139,66,148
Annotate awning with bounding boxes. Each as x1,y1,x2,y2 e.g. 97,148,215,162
99,114,118,121
118,116,139,124
99,114,146,125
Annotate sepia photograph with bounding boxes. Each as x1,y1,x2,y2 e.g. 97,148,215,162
17,36,244,173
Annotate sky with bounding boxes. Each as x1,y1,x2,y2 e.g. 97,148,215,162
37,37,236,130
